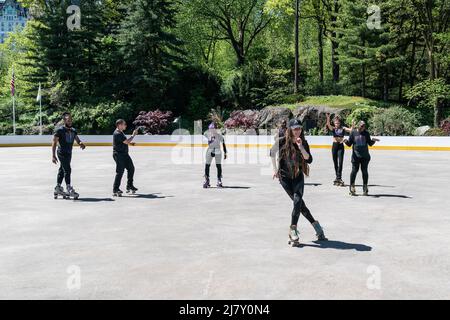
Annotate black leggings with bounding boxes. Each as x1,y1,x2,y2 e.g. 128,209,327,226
57,152,72,186
205,164,222,179
350,157,370,186
280,175,316,226
113,153,135,191
332,142,345,180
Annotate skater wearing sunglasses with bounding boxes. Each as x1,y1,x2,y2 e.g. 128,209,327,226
52,112,86,200
344,121,380,196
203,123,227,188
270,119,327,246
326,113,352,187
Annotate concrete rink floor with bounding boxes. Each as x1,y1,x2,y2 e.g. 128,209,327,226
1,145,450,300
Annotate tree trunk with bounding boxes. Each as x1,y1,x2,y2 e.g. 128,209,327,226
318,23,324,86
435,100,443,128
383,67,388,102
294,0,300,94
428,47,436,80
331,0,340,83
362,64,366,98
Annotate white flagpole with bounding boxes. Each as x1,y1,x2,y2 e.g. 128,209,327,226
12,94,16,135
38,83,42,135
12,67,16,135
39,97,42,135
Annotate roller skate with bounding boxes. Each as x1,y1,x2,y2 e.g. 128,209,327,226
288,225,300,247
203,177,211,189
333,179,339,186
217,178,223,188
363,184,369,196
113,189,124,197
126,185,138,194
349,184,356,196
66,186,79,200
54,185,67,199
337,179,345,187
312,221,328,241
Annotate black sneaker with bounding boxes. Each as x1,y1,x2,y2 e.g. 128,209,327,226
127,186,138,194
113,189,123,197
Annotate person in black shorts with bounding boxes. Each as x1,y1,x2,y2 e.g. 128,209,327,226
270,119,327,244
344,121,380,196
113,119,139,196
52,112,86,199
326,113,352,186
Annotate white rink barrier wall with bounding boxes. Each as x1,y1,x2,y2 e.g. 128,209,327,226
1,135,450,151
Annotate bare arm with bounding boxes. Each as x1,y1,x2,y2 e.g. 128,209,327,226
75,135,86,150
326,113,334,131
123,129,138,145
270,139,280,179
52,136,59,164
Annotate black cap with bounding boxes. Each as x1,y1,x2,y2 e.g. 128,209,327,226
288,119,303,129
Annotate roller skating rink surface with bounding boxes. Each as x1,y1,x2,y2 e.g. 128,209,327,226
1,146,450,299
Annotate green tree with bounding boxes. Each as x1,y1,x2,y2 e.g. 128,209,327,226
117,0,185,105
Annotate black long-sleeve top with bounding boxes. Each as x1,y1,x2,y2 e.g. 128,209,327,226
270,137,313,178
345,129,375,159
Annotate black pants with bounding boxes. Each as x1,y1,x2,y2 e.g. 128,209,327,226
332,142,345,180
350,156,370,186
113,153,135,191
57,152,72,186
280,174,316,226
205,164,222,179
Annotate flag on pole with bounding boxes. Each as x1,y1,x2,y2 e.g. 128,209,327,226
36,83,42,102
10,68,15,96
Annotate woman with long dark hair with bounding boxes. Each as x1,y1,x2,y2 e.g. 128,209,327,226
270,119,327,246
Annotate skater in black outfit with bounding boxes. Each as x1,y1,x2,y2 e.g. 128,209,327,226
326,113,352,186
270,119,327,244
344,121,380,196
203,123,227,188
52,112,86,199
113,119,139,197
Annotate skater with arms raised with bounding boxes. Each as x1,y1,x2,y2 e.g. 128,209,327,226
344,121,380,196
270,119,327,246
52,112,86,200
326,113,352,187
203,123,227,188
113,119,139,197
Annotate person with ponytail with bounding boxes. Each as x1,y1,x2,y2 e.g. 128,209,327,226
326,113,353,186
203,123,227,188
270,119,328,245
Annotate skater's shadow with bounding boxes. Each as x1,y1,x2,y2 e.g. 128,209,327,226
121,193,172,199
77,198,115,202
367,194,411,199
355,184,395,188
299,240,372,252
222,186,251,189
207,186,251,189
305,183,322,187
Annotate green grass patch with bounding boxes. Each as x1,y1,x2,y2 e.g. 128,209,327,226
274,95,396,110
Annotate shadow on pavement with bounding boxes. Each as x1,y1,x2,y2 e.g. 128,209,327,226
208,186,251,189
305,183,322,186
300,240,372,252
368,194,412,199
355,184,395,188
121,193,172,199
77,198,115,202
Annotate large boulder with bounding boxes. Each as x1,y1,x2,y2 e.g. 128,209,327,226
293,105,346,130
414,125,431,136
258,107,293,129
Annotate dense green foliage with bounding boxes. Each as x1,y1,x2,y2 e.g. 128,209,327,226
0,0,448,135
